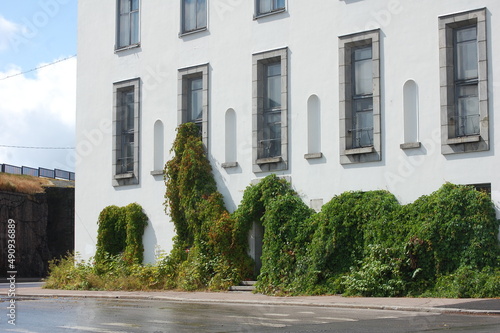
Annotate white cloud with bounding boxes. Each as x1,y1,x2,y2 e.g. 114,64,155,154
0,56,76,171
0,15,23,52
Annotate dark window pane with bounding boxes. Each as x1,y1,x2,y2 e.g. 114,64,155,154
353,98,373,147
188,78,203,122
197,0,207,28
130,11,139,44
260,0,271,14
120,0,129,14
275,0,285,10
455,26,478,80
457,85,479,136
265,63,281,110
119,89,135,173
353,46,373,96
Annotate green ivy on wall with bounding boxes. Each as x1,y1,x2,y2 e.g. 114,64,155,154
163,126,499,296
95,203,148,265
163,123,253,290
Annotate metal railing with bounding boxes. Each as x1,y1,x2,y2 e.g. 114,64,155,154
1,163,75,181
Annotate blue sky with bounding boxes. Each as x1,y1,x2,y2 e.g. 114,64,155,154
0,0,77,171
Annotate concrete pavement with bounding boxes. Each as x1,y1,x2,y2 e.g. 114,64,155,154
1,282,499,316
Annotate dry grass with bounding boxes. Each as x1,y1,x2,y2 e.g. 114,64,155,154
0,173,53,194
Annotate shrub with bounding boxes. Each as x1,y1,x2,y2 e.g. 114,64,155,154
95,203,148,266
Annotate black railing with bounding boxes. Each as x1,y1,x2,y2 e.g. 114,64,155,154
1,164,75,181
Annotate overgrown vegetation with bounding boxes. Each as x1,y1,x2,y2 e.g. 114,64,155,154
162,123,253,290
45,123,500,297
253,182,500,297
95,203,148,266
0,173,53,194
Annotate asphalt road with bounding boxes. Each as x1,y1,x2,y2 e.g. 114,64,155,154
0,297,499,333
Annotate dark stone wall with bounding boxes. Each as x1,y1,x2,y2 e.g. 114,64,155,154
0,188,74,278
46,187,75,261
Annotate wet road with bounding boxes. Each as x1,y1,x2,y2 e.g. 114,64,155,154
0,297,499,332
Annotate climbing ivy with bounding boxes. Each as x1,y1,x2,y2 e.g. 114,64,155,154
95,203,148,266
163,123,253,290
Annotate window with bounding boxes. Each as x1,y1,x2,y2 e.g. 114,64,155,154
352,46,373,148
113,79,140,186
252,48,288,172
178,64,209,147
116,0,140,49
439,8,489,154
454,26,479,137
339,30,381,164
181,0,207,34
187,77,203,130
255,0,286,17
262,62,282,158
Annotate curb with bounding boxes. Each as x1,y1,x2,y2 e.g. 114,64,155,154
6,292,500,316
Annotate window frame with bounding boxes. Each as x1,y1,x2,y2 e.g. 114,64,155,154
339,29,381,165
252,48,289,173
180,0,208,36
439,8,489,154
178,64,209,148
254,0,286,19
116,0,141,51
112,78,140,187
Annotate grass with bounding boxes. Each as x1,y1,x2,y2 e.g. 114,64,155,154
0,173,53,194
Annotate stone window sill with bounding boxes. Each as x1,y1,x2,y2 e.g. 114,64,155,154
222,162,238,169
400,142,421,150
256,157,282,165
447,135,480,145
150,170,164,176
114,172,134,180
345,147,374,155
304,152,323,160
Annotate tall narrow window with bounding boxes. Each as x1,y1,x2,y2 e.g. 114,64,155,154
352,46,373,148
262,62,282,158
178,64,209,148
182,0,207,34
252,48,288,172
439,8,489,154
256,0,286,17
454,26,479,137
113,79,140,186
119,89,135,173
117,0,140,49
188,77,203,132
339,30,381,164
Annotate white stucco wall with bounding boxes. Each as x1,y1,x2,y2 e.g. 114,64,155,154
76,0,500,263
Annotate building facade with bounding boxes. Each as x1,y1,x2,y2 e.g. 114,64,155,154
76,0,500,263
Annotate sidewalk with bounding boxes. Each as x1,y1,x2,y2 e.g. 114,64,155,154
1,283,499,316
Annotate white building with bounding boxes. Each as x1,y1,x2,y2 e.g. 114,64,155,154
76,0,500,263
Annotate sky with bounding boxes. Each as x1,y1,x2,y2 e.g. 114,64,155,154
0,0,77,172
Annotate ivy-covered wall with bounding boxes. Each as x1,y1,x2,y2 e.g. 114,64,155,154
162,123,499,296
